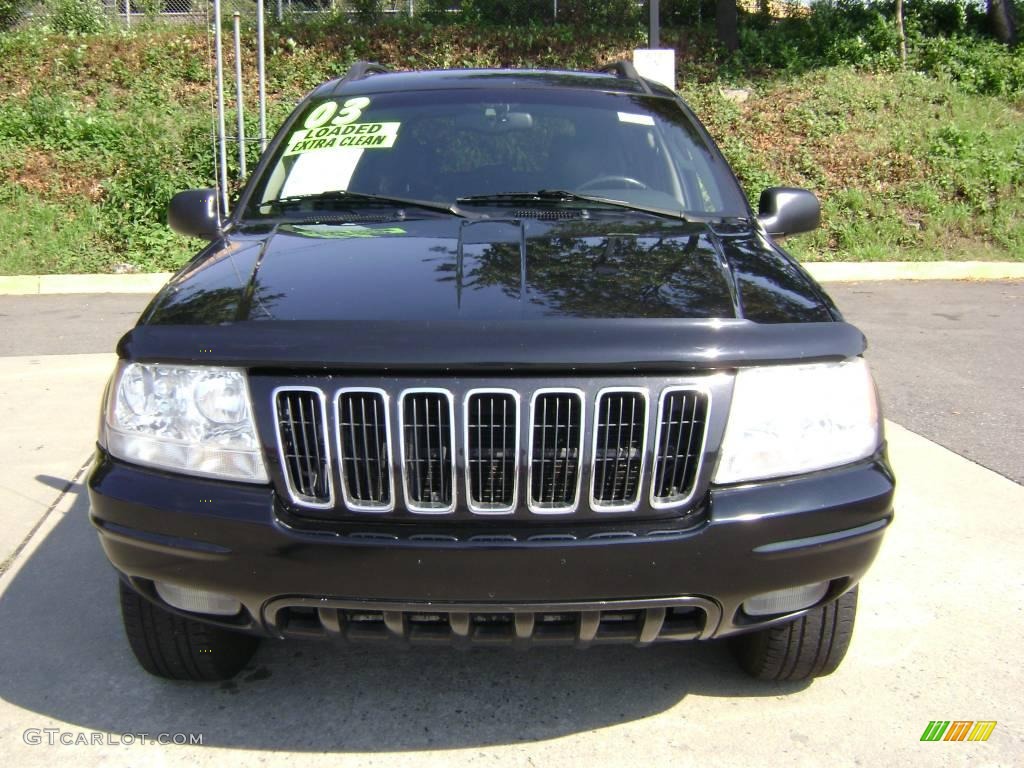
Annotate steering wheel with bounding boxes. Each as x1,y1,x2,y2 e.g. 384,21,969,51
577,174,650,192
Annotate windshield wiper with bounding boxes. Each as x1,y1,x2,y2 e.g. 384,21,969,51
259,190,464,217
456,190,690,221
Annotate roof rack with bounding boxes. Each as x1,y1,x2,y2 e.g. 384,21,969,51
596,60,653,95
343,61,392,82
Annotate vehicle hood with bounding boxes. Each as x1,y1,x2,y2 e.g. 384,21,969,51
124,217,859,371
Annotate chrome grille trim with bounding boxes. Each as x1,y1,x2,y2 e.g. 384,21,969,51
267,377,719,520
398,388,457,515
650,386,711,510
272,386,334,510
463,389,520,515
589,387,650,513
527,388,586,515
334,388,395,513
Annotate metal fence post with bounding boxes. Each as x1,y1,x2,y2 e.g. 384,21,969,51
257,0,268,151
213,0,229,214
276,0,283,23
233,12,247,180
650,0,660,48
124,0,130,27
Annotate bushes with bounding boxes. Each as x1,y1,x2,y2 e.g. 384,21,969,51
349,0,383,25
418,0,452,23
461,0,640,27
914,33,1024,95
725,0,1024,96
49,0,108,34
461,0,553,25
734,0,902,72
0,0,28,31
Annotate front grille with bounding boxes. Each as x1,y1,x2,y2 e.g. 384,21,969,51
274,388,332,507
270,380,712,519
651,389,709,507
591,390,648,510
529,391,584,513
337,390,392,511
465,391,518,512
400,391,455,512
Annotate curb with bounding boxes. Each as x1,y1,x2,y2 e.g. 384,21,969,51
0,261,1022,295
803,261,1024,283
0,273,173,295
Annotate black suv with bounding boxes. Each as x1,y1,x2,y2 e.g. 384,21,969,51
89,62,894,683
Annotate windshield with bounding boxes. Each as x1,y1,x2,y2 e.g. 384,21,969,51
245,87,749,218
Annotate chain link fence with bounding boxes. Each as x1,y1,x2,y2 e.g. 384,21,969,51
95,1,466,24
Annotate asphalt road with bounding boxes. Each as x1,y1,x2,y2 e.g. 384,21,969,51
827,280,1023,484
1,280,1020,484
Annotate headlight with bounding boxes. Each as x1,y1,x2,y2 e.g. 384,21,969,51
104,362,268,483
714,358,880,484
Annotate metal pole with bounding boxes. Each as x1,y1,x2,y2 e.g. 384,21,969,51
650,0,660,48
124,0,130,28
257,0,267,151
553,0,557,20
408,0,413,18
276,0,282,23
233,12,247,180
213,0,229,214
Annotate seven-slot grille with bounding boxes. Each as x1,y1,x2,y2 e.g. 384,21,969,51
275,389,332,507
400,391,456,512
529,391,584,512
273,385,709,516
337,390,392,511
651,389,709,507
466,391,518,512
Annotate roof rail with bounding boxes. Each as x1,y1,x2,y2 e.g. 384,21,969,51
343,61,392,82
596,60,653,95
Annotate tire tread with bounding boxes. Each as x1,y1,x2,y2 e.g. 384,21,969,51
731,585,859,683
119,580,258,681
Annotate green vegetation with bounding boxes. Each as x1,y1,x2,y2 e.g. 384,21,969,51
0,4,1021,273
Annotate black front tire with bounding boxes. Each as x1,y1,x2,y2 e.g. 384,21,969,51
730,585,858,682
119,580,259,681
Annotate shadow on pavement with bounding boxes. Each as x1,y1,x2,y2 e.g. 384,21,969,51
34,474,77,493
0,488,805,752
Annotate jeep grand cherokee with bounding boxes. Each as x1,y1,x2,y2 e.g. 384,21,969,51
88,61,894,683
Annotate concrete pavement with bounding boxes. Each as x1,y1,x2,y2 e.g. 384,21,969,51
0,421,1020,765
0,281,1021,765
0,354,115,573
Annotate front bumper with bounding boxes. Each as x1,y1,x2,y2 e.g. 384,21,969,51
88,448,894,644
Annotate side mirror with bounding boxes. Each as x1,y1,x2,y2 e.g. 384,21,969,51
168,188,222,240
757,187,820,238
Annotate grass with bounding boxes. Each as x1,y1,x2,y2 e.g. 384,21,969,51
0,19,1021,274
686,67,1024,261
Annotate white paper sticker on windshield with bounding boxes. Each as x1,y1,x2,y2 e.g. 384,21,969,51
617,112,655,126
284,121,401,156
